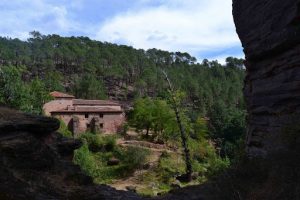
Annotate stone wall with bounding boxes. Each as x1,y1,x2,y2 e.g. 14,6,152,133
233,0,300,157
43,99,73,116
102,113,125,134
52,112,125,135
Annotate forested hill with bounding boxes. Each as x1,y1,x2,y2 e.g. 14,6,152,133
0,31,246,158
0,31,245,115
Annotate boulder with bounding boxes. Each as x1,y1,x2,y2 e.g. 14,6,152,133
107,157,120,166
126,185,137,192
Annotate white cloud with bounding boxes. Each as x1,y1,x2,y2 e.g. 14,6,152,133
0,0,77,39
96,0,242,61
0,0,243,61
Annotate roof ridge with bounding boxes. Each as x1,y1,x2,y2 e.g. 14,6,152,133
50,91,75,98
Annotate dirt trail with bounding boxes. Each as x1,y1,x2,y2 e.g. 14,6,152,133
118,139,175,153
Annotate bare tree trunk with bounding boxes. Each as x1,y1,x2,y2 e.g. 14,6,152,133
162,70,192,181
146,126,150,138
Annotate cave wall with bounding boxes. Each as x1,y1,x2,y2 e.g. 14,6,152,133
233,0,300,157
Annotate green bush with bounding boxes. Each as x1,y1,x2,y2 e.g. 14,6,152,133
74,136,151,184
104,135,117,152
58,119,72,138
116,146,150,170
205,156,230,177
73,142,98,177
158,152,185,183
79,133,116,152
120,122,129,136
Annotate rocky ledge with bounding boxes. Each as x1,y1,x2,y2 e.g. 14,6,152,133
0,107,142,200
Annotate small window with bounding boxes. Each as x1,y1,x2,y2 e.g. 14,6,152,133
86,123,90,129
100,123,104,128
99,114,104,118
85,113,89,118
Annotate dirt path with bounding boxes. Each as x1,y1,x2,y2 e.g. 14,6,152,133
117,138,176,153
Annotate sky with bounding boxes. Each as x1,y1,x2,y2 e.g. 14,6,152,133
0,0,244,63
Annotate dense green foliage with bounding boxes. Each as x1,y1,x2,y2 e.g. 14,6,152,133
79,133,117,152
73,133,150,184
0,65,52,114
129,97,175,140
0,32,244,105
129,96,245,159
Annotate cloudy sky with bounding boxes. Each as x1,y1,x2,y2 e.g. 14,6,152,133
0,0,243,62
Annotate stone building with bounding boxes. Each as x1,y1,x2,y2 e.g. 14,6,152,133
43,91,125,136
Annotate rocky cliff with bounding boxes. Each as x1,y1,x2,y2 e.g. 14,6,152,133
228,0,300,199
0,107,141,200
233,0,300,157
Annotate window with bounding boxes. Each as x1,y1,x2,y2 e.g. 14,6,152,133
99,114,104,118
100,123,104,128
86,123,90,129
85,113,89,118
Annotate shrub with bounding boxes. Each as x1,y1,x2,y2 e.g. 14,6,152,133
120,122,129,136
158,152,185,183
74,136,151,184
58,119,72,138
206,156,230,177
79,133,116,152
73,142,98,177
115,146,150,170
104,135,117,152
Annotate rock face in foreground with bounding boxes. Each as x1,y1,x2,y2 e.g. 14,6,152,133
233,0,300,157
0,107,141,200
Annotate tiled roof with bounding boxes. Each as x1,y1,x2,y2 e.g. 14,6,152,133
51,107,122,114
72,99,119,106
50,91,75,98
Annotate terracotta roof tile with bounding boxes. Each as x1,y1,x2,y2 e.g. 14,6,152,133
72,99,119,106
51,107,122,114
50,91,75,98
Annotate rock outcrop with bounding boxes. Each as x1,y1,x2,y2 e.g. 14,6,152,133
233,0,300,157
0,107,141,200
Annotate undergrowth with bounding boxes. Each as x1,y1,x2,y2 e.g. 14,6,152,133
73,132,229,196
73,133,150,184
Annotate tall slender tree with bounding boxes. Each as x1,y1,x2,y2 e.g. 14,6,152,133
162,70,193,181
